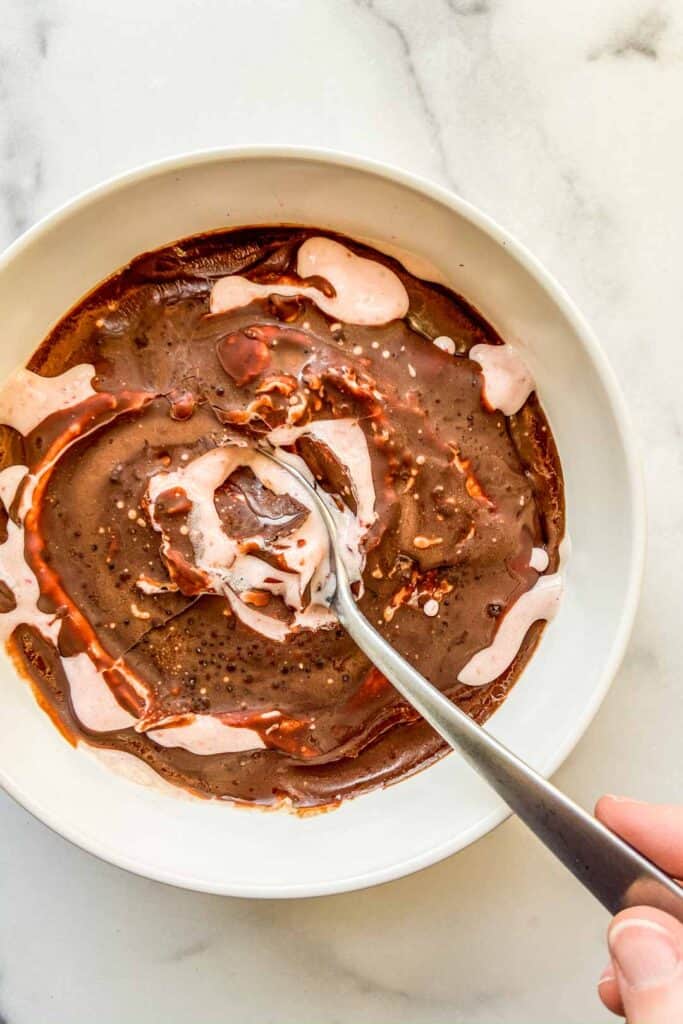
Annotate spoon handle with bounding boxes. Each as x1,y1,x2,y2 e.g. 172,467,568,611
334,584,683,922
256,444,682,920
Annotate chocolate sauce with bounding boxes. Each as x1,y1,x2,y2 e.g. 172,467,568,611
0,228,564,807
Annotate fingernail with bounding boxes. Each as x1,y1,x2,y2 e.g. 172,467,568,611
598,962,616,986
609,919,681,991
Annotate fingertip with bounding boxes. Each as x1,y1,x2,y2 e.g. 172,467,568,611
595,793,641,820
597,960,624,1016
594,793,615,820
608,908,683,993
599,904,683,1018
596,799,683,878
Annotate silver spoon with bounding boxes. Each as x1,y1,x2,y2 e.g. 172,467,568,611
260,445,683,921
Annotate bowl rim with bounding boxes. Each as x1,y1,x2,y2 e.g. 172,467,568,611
0,145,646,898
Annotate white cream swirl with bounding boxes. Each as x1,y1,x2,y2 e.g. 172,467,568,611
144,418,376,643
210,236,409,325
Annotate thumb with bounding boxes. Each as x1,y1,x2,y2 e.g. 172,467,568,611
608,907,683,1023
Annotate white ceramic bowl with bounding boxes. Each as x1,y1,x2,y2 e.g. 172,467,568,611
0,148,644,897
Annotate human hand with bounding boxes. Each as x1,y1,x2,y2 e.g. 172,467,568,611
595,796,683,1022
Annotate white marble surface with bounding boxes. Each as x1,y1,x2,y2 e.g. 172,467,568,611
1,0,682,1020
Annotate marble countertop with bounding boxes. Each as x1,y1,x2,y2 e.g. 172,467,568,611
1,1,681,1020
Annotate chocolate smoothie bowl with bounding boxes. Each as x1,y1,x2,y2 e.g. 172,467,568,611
0,226,565,808
0,151,642,896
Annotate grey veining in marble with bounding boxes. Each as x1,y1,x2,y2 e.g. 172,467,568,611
0,2,51,239
588,9,669,61
353,0,456,185
1,0,682,1021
